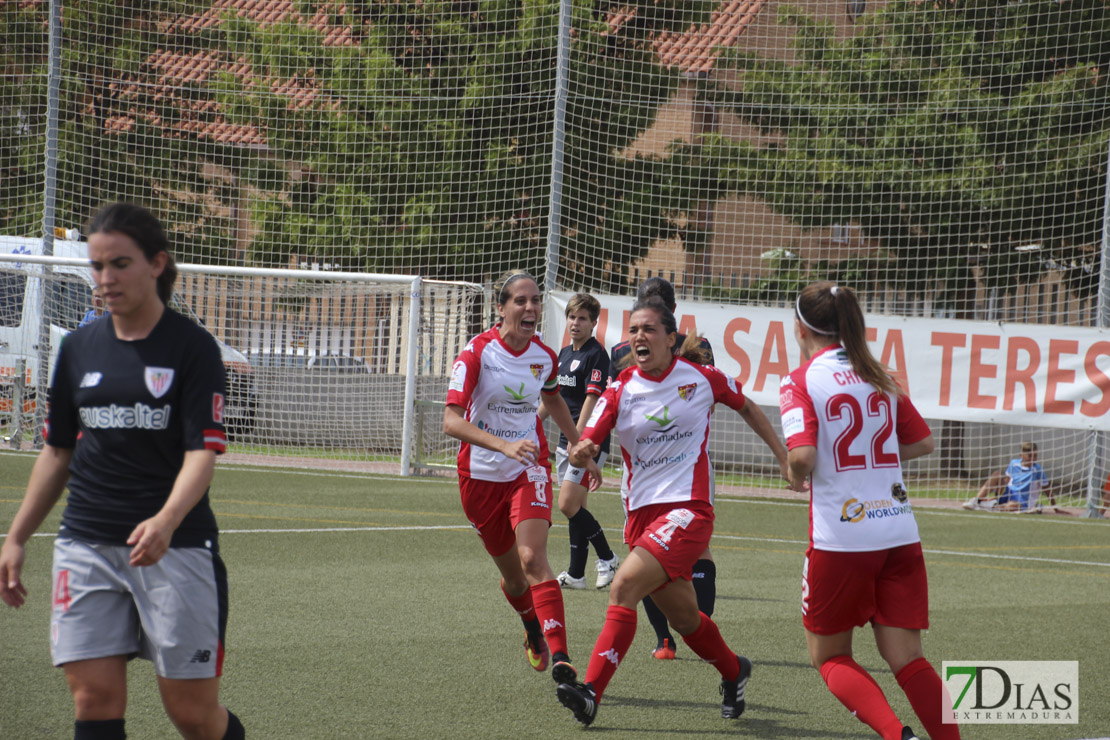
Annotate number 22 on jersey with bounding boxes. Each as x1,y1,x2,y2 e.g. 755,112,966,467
825,392,899,472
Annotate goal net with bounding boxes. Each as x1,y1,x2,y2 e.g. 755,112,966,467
1,0,1107,515
0,245,484,475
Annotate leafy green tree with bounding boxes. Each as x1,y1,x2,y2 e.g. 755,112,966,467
0,0,239,258
218,0,715,286
0,3,49,234
702,0,1110,309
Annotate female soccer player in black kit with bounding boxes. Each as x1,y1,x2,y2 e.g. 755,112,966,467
0,203,246,740
544,293,620,590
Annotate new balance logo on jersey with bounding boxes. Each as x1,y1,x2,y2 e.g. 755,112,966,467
542,618,563,632
599,648,620,666
79,372,102,388
79,403,171,430
189,649,212,663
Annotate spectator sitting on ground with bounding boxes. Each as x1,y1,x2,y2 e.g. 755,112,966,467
963,441,1059,513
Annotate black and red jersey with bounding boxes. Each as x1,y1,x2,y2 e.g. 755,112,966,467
555,336,610,453
47,308,227,548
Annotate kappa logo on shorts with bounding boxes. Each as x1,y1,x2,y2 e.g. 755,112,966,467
189,649,212,663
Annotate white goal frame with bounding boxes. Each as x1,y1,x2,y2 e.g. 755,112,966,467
0,251,482,476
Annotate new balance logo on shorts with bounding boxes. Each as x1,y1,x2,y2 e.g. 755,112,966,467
599,648,620,666
543,618,563,632
189,649,212,664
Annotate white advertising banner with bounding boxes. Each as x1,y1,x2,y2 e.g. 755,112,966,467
548,291,1109,431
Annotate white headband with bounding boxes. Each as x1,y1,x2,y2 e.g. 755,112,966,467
795,294,838,336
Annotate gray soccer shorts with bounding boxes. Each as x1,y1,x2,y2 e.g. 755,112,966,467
555,446,608,486
50,537,228,679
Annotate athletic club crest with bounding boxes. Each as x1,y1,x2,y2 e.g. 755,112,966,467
677,383,697,401
144,367,175,399
570,359,581,372
530,363,544,379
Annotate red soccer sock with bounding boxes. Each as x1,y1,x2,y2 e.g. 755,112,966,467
680,611,740,681
530,579,569,657
501,580,536,625
819,655,904,740
896,657,961,740
583,605,637,699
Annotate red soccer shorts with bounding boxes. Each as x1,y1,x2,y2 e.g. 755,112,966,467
802,542,929,635
625,501,714,583
458,466,553,557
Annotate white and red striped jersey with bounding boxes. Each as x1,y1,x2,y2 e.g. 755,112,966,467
447,326,559,482
779,344,931,552
584,357,745,513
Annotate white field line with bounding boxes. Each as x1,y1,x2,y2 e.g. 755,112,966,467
10,524,1108,569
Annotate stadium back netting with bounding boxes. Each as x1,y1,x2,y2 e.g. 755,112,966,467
1,0,1107,514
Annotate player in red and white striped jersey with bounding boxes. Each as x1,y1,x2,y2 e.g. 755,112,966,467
780,282,959,740
444,273,599,687
553,296,793,728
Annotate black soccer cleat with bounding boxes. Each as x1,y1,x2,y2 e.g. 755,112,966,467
557,681,598,726
551,652,578,685
900,727,921,740
720,654,753,719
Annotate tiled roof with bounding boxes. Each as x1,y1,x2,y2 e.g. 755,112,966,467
106,0,354,147
102,0,765,147
653,0,768,74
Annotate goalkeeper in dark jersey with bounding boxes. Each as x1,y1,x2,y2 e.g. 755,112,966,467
542,294,620,589
0,203,246,740
609,277,717,661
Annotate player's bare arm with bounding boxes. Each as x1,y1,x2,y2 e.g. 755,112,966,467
443,403,539,464
576,394,600,437
739,397,800,490
542,392,603,486
128,449,218,567
899,435,935,462
786,445,817,492
0,445,74,608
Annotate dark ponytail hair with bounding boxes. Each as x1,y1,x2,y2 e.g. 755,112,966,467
86,202,177,304
616,296,710,371
796,281,900,396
